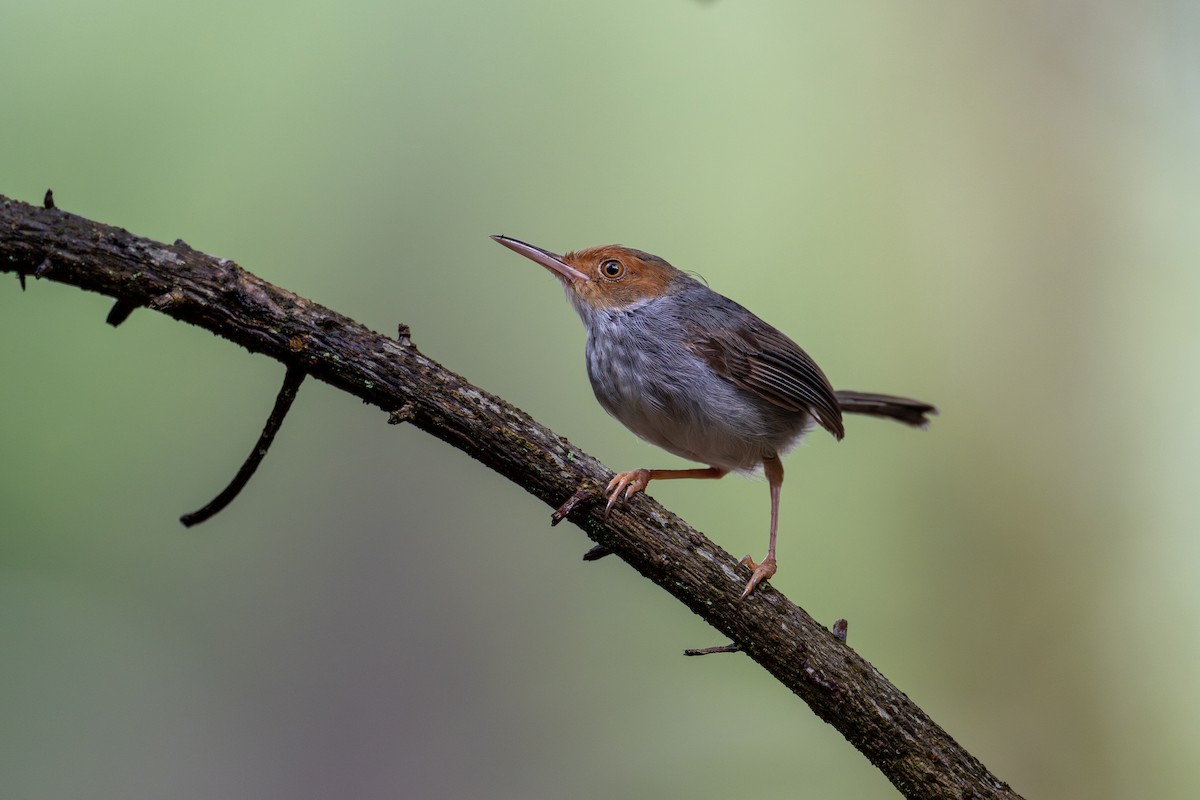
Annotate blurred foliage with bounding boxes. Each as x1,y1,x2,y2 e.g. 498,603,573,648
3,2,1200,798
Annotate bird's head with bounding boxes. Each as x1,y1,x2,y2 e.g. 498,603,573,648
491,235,684,313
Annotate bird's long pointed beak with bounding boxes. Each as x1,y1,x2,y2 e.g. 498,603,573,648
491,235,588,283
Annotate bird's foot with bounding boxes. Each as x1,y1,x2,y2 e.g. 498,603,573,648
604,469,652,517
738,554,777,599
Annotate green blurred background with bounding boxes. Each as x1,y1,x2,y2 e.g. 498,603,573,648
3,2,1198,798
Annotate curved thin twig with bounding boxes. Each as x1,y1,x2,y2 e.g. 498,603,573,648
180,365,307,527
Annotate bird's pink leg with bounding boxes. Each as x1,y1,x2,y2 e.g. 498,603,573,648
740,455,783,598
605,466,727,516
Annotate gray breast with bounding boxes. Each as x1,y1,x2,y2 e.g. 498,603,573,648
581,301,813,472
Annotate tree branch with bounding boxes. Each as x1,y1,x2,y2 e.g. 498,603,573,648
0,194,1021,800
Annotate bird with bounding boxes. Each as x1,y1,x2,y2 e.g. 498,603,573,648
491,234,936,598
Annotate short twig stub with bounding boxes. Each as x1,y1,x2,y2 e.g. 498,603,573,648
551,485,597,526
683,643,742,657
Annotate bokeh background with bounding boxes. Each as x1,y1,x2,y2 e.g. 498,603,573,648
3,2,1198,798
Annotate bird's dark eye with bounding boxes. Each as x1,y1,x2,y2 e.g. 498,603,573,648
600,259,624,280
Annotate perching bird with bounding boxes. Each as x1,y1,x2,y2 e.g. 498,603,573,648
492,235,935,598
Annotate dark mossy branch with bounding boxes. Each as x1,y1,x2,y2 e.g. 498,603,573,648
0,194,1022,800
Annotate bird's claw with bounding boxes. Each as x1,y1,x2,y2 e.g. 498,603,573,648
738,554,777,599
604,469,652,518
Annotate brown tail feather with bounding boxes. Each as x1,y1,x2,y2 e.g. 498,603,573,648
834,390,937,429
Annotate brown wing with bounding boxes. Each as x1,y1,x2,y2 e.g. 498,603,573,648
688,318,845,440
